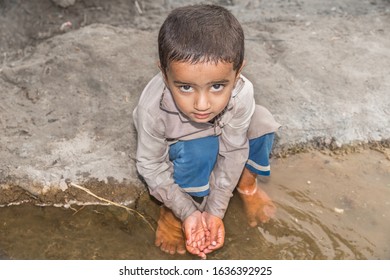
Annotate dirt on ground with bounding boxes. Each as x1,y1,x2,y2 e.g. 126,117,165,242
1,146,389,260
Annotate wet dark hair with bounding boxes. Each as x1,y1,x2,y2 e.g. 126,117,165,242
158,4,245,74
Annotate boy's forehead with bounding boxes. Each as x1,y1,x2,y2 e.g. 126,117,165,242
166,60,235,77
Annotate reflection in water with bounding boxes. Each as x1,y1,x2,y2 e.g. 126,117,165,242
0,149,389,259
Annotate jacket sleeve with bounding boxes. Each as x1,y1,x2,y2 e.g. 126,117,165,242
205,79,255,219
133,106,198,221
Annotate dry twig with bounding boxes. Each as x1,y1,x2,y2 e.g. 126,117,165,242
69,182,155,232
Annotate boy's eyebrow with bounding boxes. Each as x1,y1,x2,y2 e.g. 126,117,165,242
173,80,191,85
173,79,231,85
209,79,230,84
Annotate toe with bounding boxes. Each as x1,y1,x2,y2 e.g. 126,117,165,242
246,207,258,227
248,219,258,227
257,204,276,223
155,236,163,247
168,245,176,255
176,246,186,255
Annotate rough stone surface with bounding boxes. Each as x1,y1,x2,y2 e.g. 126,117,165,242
0,0,389,204
51,0,76,8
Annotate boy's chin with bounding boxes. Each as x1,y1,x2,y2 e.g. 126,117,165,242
190,116,213,123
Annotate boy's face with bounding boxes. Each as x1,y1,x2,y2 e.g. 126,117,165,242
163,60,242,123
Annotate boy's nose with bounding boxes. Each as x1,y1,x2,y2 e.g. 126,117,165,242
194,92,210,111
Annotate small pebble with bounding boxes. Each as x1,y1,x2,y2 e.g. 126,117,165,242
334,207,344,214
60,21,72,32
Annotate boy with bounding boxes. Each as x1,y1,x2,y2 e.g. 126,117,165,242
133,4,280,258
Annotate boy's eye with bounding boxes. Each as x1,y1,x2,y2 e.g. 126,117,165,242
179,85,193,92
211,84,224,92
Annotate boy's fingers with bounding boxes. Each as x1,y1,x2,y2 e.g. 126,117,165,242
183,226,194,245
217,228,225,246
186,244,200,255
185,233,192,245
197,239,203,248
190,229,205,248
209,223,218,245
202,248,213,254
187,244,207,260
190,244,207,259
206,226,224,252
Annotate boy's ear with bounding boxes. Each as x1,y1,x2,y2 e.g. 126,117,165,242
157,61,168,83
236,60,246,77
235,60,246,84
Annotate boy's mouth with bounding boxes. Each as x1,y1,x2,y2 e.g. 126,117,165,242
193,112,211,120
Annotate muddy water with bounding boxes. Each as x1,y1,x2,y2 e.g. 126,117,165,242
0,149,389,260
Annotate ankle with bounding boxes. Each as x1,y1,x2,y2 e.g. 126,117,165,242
237,168,258,195
237,185,257,196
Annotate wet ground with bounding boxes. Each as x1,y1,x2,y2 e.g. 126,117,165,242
1,148,389,260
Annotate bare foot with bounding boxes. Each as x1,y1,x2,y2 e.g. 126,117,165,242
155,206,186,255
237,168,276,227
238,185,276,227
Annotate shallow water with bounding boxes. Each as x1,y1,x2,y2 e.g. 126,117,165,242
0,149,389,260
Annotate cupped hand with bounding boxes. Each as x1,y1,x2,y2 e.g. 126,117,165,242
183,210,208,258
201,212,225,254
